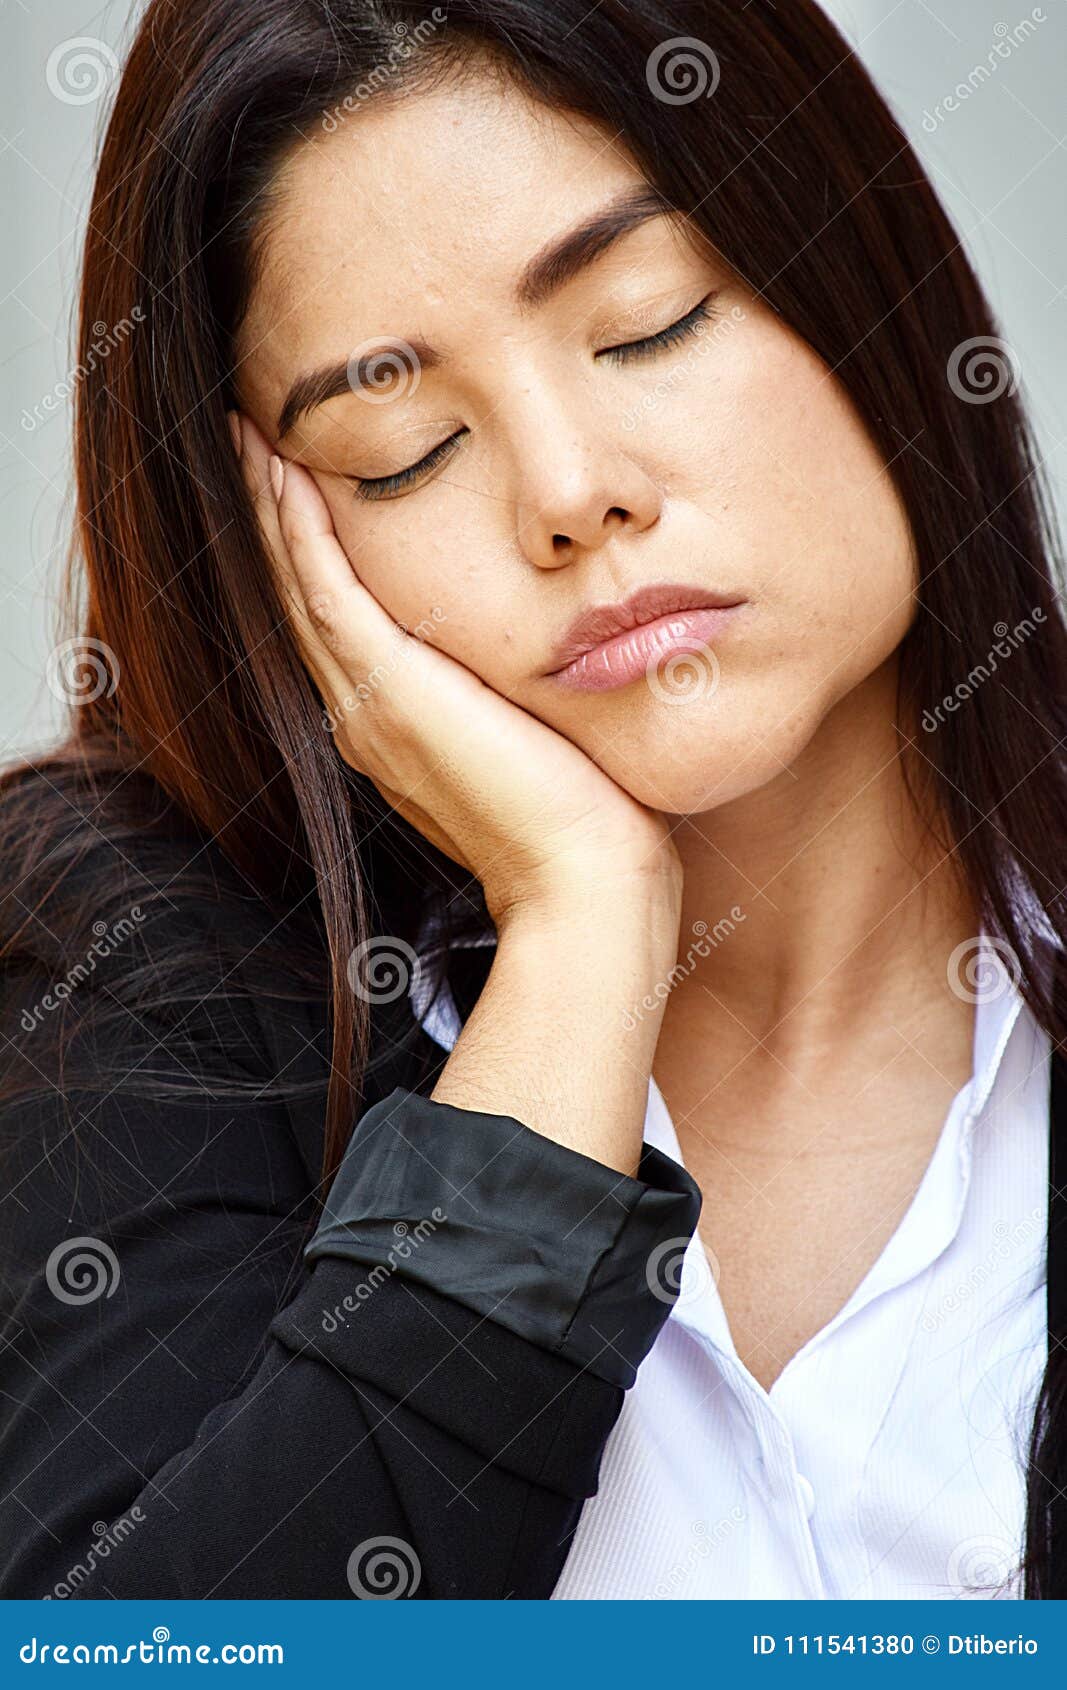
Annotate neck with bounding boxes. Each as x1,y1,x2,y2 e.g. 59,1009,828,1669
654,658,979,1112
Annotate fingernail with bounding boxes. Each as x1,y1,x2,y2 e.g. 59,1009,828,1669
227,410,241,455
269,454,285,503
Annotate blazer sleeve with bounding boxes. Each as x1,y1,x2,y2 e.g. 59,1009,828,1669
0,928,701,1599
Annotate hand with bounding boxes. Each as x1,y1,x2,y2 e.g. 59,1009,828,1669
231,410,682,928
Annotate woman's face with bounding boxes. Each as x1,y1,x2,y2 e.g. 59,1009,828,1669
234,65,917,816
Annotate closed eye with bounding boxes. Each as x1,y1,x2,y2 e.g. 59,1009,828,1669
350,430,467,502
596,292,718,366
348,292,719,501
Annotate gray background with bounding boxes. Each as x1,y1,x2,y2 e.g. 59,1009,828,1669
2,0,1064,759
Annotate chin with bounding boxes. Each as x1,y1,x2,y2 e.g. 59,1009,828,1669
591,695,826,817
608,760,774,818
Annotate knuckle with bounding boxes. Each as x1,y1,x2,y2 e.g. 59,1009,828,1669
304,588,341,643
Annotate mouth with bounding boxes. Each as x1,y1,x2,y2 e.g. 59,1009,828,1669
544,580,748,694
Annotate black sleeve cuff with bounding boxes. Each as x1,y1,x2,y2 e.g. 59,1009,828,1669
304,1085,703,1388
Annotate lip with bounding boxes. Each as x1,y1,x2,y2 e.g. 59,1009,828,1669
544,580,747,694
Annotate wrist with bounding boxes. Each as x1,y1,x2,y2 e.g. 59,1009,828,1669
491,861,683,940
493,878,684,1012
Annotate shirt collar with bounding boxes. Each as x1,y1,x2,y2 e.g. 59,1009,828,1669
410,911,1028,1095
644,928,1027,1174
407,905,1041,1353
645,929,1037,1360
407,904,1037,1175
408,899,494,1052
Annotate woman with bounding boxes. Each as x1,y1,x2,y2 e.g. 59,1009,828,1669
1,0,1064,1599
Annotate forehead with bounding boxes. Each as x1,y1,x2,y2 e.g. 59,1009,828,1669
237,71,646,370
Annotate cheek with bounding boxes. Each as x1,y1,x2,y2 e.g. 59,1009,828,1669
325,484,516,680
657,316,916,680
564,330,917,812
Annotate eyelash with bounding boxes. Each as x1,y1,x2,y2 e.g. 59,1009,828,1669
597,292,717,367
352,433,464,503
350,292,717,502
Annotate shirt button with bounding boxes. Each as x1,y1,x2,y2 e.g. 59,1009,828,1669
796,1474,816,1519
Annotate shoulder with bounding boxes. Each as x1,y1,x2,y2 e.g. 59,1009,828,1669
0,752,323,967
0,753,332,1162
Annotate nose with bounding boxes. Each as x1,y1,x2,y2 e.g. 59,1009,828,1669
511,397,663,569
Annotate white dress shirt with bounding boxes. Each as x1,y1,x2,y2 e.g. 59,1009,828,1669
410,923,1050,1600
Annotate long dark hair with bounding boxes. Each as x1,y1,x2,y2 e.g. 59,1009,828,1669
2,0,1065,1595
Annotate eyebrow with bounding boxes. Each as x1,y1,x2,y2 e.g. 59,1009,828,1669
275,185,674,439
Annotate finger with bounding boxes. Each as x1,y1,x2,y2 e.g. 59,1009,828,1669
232,417,409,675
233,412,349,693
230,412,363,754
232,412,292,604
372,777,470,870
236,414,432,786
234,413,371,662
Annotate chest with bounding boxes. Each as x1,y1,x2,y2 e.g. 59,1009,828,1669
552,1260,1044,1599
657,1065,968,1391
689,1133,941,1388
554,1055,1050,1599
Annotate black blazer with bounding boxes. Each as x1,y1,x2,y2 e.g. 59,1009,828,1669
0,880,1064,1599
0,893,699,1598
